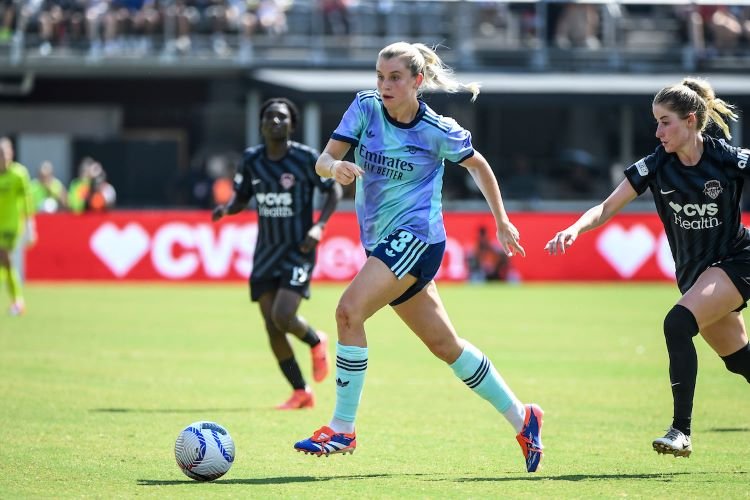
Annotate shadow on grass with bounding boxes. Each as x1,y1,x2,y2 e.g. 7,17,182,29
707,427,750,433
138,473,428,486
140,470,746,486
90,408,262,414
446,471,747,483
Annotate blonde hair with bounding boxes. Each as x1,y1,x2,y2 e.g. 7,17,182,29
653,77,738,139
378,42,481,102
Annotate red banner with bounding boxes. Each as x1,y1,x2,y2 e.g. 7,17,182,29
26,210,689,283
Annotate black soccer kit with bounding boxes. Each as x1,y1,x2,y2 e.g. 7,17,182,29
234,142,336,300
625,136,750,300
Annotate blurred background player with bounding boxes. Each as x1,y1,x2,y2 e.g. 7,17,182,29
293,42,544,473
212,97,342,410
545,77,750,458
0,139,36,316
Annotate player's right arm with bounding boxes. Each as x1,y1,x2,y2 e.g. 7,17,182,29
545,179,637,255
316,139,362,186
212,156,254,222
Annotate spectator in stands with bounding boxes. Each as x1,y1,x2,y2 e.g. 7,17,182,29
38,0,64,55
706,6,750,55
30,161,68,212
68,157,116,212
86,0,112,57
554,3,601,49
68,156,94,213
319,0,351,36
84,161,116,211
467,225,511,282
0,0,16,42
683,5,750,57
106,0,161,55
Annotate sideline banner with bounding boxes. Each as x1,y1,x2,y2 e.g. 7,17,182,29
26,210,693,282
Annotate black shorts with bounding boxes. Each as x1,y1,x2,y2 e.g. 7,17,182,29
711,252,750,312
249,244,316,302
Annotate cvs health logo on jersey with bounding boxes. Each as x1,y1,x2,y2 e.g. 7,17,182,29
668,201,721,230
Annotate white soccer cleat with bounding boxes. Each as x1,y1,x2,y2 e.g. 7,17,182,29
652,426,692,457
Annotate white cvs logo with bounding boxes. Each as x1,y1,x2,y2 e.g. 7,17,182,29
596,224,656,278
89,222,257,278
90,223,150,277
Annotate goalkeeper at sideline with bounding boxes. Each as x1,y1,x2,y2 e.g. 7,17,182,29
0,137,36,316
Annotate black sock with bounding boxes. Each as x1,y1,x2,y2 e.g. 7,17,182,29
672,417,691,436
664,305,699,436
301,327,320,348
279,357,306,390
721,342,750,383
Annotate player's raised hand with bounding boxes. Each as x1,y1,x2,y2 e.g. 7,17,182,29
331,160,364,186
545,228,578,255
496,221,525,257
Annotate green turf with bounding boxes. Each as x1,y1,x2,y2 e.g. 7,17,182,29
1,282,748,498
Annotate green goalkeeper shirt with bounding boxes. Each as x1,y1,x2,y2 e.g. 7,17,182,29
0,164,32,233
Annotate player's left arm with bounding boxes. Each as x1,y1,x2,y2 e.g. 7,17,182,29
460,151,525,257
19,169,37,246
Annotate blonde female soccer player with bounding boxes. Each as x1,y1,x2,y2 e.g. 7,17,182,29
292,42,544,472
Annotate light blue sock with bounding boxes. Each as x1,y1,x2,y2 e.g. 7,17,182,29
450,341,525,431
332,343,368,428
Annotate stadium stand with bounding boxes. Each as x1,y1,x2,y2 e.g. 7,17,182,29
0,0,748,209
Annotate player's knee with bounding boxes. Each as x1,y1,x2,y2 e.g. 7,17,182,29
426,335,461,364
722,343,750,383
270,309,293,332
663,305,699,349
335,299,364,330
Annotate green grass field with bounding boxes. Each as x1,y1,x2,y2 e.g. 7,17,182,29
1,282,748,498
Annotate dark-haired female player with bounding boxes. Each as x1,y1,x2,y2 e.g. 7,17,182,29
213,97,343,410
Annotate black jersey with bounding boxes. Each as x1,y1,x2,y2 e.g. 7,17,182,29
234,141,335,247
625,136,750,292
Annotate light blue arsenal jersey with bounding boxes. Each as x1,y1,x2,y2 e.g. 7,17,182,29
332,90,474,251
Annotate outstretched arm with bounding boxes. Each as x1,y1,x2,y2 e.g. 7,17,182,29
545,179,638,255
460,151,525,257
211,191,251,222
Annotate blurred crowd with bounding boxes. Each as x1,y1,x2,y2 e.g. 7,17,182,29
29,155,116,214
0,1,749,60
0,0,295,59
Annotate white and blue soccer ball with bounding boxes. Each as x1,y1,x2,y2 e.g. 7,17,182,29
174,421,235,481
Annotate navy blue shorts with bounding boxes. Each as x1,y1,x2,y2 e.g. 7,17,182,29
368,228,445,306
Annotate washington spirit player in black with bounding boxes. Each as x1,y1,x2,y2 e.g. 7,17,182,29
212,98,343,410
546,78,750,457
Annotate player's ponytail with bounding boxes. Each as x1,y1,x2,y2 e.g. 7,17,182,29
654,77,738,140
378,42,481,102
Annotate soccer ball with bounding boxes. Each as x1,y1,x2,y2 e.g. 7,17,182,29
174,421,235,481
